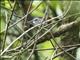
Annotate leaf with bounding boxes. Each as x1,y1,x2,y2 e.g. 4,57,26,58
76,48,80,60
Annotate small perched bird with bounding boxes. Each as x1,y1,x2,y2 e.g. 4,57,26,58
29,17,45,26
32,18,43,25
28,16,52,26
28,17,47,39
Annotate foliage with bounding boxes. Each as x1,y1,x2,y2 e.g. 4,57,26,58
0,0,80,60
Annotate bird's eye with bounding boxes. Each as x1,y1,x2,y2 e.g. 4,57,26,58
35,19,38,21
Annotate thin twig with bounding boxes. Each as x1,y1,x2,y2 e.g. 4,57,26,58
52,47,77,59
0,2,42,34
0,23,42,56
2,1,16,51
50,32,76,60
2,44,80,53
63,0,72,17
1,13,80,56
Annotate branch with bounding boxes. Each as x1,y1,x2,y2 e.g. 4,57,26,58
0,20,80,56
37,20,80,44
52,47,77,59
